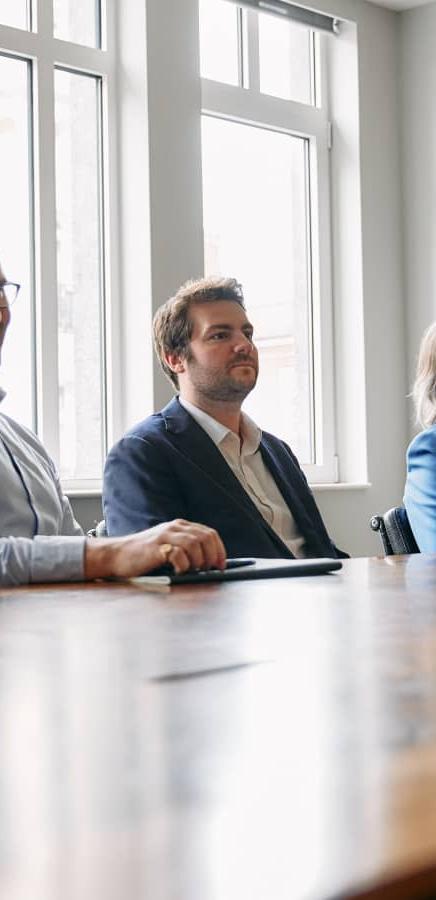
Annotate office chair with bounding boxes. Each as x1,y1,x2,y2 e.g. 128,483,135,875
87,519,107,538
370,506,419,556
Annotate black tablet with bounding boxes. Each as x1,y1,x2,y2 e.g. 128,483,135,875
131,557,342,586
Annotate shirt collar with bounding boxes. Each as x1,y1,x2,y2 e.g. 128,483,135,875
179,397,229,445
179,397,262,454
238,412,262,455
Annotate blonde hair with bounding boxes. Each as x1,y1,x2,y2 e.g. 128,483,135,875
413,322,436,428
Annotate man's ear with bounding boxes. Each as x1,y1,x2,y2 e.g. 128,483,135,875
164,351,186,375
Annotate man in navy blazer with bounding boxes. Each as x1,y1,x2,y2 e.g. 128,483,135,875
103,277,346,560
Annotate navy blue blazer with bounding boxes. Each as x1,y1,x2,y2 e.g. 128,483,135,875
103,397,345,559
404,426,436,552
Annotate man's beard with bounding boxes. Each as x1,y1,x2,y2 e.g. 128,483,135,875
187,358,258,404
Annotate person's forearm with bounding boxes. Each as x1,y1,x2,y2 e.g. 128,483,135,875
0,536,85,585
0,523,225,586
83,538,124,580
0,537,33,585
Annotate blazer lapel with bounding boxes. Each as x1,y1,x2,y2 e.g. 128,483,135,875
162,397,262,512
259,435,333,553
162,398,292,553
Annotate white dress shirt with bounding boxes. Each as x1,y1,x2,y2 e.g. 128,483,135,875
180,398,306,558
0,389,85,584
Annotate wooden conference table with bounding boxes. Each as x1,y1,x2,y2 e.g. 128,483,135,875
3,556,436,899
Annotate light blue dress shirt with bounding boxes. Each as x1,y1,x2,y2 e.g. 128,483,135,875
0,391,86,585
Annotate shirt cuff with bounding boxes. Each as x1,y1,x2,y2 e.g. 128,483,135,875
31,535,86,583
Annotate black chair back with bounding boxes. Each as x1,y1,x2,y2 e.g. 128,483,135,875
370,506,419,556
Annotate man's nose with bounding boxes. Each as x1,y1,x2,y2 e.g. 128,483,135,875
234,332,253,353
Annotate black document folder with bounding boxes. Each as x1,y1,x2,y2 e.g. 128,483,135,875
131,557,342,586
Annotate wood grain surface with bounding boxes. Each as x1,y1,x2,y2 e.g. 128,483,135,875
2,555,436,899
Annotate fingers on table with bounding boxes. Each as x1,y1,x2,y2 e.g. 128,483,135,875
162,520,226,571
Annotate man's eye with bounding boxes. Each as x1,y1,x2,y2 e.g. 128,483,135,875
210,332,227,340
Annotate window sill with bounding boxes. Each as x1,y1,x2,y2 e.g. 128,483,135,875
64,482,372,499
64,486,102,498
311,482,371,492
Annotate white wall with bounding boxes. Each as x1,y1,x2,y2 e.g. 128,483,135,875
320,0,436,556
312,0,408,555
400,2,436,438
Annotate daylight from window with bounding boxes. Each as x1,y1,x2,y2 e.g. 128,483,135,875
55,70,105,481
202,116,314,463
258,13,314,104
0,0,333,485
199,0,240,85
0,1,108,487
0,0,28,30
199,0,320,464
0,55,33,427
53,0,101,48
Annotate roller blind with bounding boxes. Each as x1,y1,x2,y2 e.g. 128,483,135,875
222,0,340,34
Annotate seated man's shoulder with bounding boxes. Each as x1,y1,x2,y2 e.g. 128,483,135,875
107,398,181,459
0,412,54,467
261,428,298,461
125,409,166,441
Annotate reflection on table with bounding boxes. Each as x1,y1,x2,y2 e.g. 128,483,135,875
2,555,436,899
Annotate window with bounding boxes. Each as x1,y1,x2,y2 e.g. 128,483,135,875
0,0,116,491
199,0,337,481
0,55,33,428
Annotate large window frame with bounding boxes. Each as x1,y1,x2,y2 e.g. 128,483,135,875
0,0,120,493
199,5,337,482
0,0,363,494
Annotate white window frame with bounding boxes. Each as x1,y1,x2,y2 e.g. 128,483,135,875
200,7,337,483
0,1,367,497
0,0,121,493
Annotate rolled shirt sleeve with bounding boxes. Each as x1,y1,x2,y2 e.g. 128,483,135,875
0,535,86,586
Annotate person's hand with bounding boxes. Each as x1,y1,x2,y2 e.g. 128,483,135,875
84,519,227,580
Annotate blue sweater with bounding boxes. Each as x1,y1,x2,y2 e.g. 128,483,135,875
404,426,436,552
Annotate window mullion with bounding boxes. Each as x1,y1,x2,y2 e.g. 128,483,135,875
34,0,53,37
309,131,336,480
33,55,60,463
101,69,122,448
245,9,259,92
237,7,245,87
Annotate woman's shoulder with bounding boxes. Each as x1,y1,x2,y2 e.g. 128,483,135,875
408,426,436,457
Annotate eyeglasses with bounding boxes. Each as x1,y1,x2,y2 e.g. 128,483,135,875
0,282,21,307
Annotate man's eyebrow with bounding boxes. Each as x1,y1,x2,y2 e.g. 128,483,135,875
204,322,253,332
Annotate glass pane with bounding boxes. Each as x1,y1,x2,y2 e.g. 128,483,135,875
55,69,105,481
202,116,313,463
0,0,29,29
53,0,100,48
199,0,240,86
259,14,313,105
0,56,33,428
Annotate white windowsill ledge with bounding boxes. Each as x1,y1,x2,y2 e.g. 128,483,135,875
65,482,372,499
65,487,102,498
311,482,372,492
